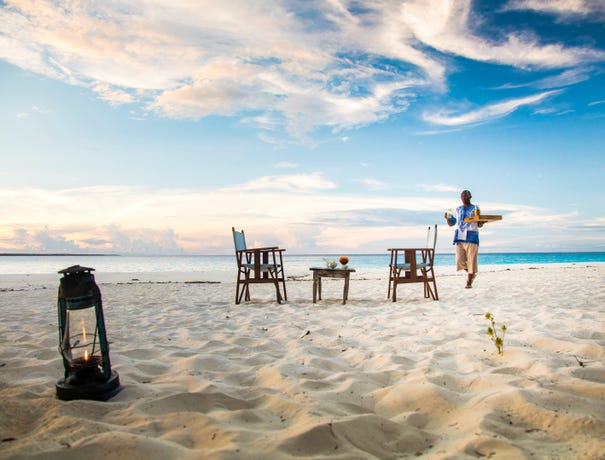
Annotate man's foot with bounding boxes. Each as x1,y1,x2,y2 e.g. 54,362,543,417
466,273,476,288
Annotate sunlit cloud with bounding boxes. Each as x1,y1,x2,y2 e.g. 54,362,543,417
498,68,592,90
419,184,460,193
1,225,183,254
423,90,561,126
14,105,49,118
220,173,337,193
401,0,604,68
274,161,299,169
0,185,590,254
504,0,605,17
315,225,426,249
93,82,135,105
2,0,601,141
359,179,389,191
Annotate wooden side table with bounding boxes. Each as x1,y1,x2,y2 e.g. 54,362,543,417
310,268,356,305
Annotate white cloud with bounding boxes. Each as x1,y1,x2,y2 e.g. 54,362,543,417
220,173,337,193
93,82,134,105
1,0,602,140
401,0,604,69
423,90,560,126
359,178,389,191
274,161,299,169
499,68,592,91
504,0,605,17
315,225,426,249
418,183,460,193
0,185,596,253
14,105,50,118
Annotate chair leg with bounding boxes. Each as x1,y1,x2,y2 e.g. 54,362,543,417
387,268,392,299
429,268,438,300
430,278,438,300
235,275,243,304
388,266,398,300
236,271,251,304
281,277,287,301
272,267,284,304
421,268,439,300
236,282,246,304
275,282,282,304
278,267,287,301
390,267,403,302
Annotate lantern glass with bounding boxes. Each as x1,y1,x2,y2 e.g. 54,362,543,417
61,305,99,365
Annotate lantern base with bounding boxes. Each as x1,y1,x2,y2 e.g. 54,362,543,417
56,370,121,401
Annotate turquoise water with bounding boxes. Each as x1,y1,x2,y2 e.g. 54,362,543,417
0,252,604,275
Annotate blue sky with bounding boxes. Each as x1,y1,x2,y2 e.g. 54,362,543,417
1,0,604,255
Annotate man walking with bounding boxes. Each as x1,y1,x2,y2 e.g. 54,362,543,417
445,190,483,288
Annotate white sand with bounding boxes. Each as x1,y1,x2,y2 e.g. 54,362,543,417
1,264,604,459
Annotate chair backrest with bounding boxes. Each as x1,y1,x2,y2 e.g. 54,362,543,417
232,227,247,252
425,224,437,250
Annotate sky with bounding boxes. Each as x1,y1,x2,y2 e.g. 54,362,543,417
1,0,605,255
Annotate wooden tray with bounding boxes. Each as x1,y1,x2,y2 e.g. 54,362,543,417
464,214,502,224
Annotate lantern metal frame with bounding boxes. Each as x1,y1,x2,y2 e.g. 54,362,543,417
56,265,121,401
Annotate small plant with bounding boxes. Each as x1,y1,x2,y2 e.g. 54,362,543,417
485,312,507,355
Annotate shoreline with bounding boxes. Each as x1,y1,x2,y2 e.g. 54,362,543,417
2,261,604,288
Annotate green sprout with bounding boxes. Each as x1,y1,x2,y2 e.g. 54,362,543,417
485,312,507,355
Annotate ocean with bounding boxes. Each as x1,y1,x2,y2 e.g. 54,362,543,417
1,252,604,275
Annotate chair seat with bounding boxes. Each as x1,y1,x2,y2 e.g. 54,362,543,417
241,263,281,271
395,262,430,270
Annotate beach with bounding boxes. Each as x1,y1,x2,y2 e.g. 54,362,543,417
1,264,604,459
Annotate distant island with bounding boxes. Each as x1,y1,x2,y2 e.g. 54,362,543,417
0,253,114,256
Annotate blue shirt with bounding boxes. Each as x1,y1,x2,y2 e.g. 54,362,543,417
448,204,480,245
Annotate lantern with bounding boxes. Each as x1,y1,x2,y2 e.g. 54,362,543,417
55,265,121,401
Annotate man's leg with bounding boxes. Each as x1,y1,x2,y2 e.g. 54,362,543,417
465,243,479,288
456,243,468,271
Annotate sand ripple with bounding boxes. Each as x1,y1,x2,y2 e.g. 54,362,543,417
1,266,604,459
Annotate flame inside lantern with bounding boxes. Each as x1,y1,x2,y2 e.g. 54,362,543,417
81,319,89,361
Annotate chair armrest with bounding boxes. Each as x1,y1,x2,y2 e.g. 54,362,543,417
244,246,284,252
388,248,426,252
243,248,271,255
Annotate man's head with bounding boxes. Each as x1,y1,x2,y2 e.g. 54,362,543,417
461,190,472,205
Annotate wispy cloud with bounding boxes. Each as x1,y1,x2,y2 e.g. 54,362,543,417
1,0,602,140
498,68,592,90
1,185,585,253
423,90,561,126
418,184,460,193
3,225,183,254
15,105,49,118
220,173,337,193
93,82,134,105
504,0,605,18
359,178,389,191
274,161,299,169
401,0,604,68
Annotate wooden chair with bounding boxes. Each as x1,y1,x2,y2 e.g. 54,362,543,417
387,225,439,302
232,227,287,304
